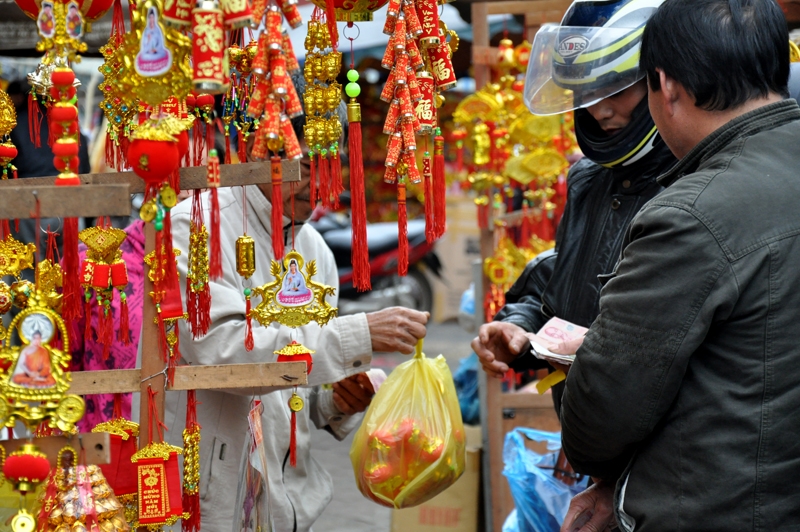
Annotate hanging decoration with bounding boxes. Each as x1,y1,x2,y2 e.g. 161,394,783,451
92,415,141,527
0,89,18,181
0,258,85,433
0,235,36,342
379,6,460,275
36,459,131,532
250,250,336,466
303,18,343,210
79,224,131,360
132,390,188,532
181,390,201,532
451,72,572,240
144,243,186,386
98,0,138,171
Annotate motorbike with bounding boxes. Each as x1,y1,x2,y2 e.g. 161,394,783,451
309,194,443,315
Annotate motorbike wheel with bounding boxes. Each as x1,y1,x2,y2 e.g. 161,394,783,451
395,267,433,314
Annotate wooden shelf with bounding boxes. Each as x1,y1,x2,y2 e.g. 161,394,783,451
68,362,309,395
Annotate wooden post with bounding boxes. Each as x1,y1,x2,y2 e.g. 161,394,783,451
138,222,164,445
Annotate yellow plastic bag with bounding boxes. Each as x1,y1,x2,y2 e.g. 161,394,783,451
350,341,466,508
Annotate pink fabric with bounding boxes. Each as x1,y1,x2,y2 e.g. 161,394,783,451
70,220,145,432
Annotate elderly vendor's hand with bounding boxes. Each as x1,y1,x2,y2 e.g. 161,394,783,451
332,373,376,415
560,480,617,532
471,322,530,378
367,307,429,354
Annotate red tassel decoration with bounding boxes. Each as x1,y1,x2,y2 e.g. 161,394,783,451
324,0,338,49
208,150,222,280
423,153,435,244
477,199,490,229
182,390,201,532
319,151,330,209
271,155,284,260
309,151,317,205
237,132,248,163
289,400,297,467
187,190,211,338
433,131,446,238
397,182,408,276
28,93,41,148
119,292,130,345
244,293,254,352
330,150,342,209
84,291,92,342
348,99,371,291
62,217,81,327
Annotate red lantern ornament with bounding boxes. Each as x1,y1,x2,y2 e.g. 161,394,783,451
275,340,315,374
275,341,315,468
128,125,180,188
4,444,50,493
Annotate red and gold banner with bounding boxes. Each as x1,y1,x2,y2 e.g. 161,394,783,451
415,72,435,132
137,459,169,525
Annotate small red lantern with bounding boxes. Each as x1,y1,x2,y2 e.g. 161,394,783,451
275,341,314,374
0,143,18,166
127,128,180,187
4,444,51,493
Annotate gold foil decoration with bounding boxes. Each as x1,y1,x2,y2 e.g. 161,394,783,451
250,250,337,328
235,235,255,280
117,0,192,106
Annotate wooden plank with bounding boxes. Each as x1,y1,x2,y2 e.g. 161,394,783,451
1,432,111,467
500,390,558,409
0,160,302,193
0,184,131,219
472,2,491,88
69,362,309,395
473,45,500,67
139,223,163,446
485,376,507,532
169,361,308,390
70,369,142,395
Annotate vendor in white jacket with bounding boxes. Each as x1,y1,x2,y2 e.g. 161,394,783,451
165,78,429,532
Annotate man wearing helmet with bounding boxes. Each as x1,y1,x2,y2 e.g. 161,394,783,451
472,2,673,426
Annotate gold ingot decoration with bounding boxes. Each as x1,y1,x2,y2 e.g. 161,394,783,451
117,0,192,106
0,235,36,279
250,250,337,329
0,90,17,138
91,418,140,440
235,235,256,280
0,260,84,433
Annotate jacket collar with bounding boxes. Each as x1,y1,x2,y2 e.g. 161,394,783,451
658,99,800,187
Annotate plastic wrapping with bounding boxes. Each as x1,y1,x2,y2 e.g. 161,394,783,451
350,341,466,509
502,428,589,532
232,402,274,532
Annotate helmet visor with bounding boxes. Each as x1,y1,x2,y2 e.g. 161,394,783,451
524,24,646,116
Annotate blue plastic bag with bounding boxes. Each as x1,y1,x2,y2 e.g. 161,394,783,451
502,428,589,532
453,353,480,425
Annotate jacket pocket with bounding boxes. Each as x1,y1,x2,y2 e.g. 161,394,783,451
597,271,617,287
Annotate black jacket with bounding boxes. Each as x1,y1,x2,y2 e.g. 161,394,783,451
561,100,800,531
495,136,676,409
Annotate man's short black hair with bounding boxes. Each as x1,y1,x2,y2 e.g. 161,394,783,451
641,0,790,111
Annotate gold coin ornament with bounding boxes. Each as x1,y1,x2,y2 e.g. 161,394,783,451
0,259,84,433
289,393,304,412
11,509,36,532
250,250,337,329
118,0,192,107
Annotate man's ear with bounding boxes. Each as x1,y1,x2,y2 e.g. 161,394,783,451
658,69,680,109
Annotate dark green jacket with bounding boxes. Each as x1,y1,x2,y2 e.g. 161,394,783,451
561,99,800,532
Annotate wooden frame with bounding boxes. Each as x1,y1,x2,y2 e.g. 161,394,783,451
0,160,308,469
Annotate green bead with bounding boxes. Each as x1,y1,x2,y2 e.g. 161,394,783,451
244,288,252,297
345,82,361,98
120,292,127,301
154,221,163,231
347,69,359,83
